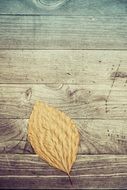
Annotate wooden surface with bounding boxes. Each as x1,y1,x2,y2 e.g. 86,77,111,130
0,0,127,189
0,154,127,189
0,0,127,15
0,15,127,50
0,84,127,119
0,50,127,84
0,119,127,154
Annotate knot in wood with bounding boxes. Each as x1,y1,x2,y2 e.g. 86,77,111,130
34,0,69,10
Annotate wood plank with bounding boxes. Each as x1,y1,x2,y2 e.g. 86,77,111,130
0,154,127,189
0,0,126,16
0,16,127,49
0,84,127,119
0,50,127,84
0,119,127,154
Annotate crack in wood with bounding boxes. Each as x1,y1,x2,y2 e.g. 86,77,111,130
105,64,120,113
25,88,32,101
111,71,127,79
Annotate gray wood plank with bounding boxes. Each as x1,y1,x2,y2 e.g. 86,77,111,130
0,154,127,189
0,50,127,84
0,16,127,49
0,119,127,154
0,0,127,16
0,84,127,119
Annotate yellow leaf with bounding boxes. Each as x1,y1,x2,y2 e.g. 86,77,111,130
28,101,80,174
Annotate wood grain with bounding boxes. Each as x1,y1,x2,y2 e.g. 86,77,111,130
0,15,127,49
0,0,127,189
0,0,127,16
0,84,127,119
0,119,127,154
0,119,27,154
0,50,127,84
0,154,127,189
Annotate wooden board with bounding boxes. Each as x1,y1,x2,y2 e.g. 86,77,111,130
0,84,127,119
0,154,127,189
0,15,127,50
0,119,127,154
0,0,127,188
0,50,127,84
0,0,127,16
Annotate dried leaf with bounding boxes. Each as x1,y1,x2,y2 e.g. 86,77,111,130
28,101,79,174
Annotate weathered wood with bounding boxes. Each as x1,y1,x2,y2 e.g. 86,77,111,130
0,50,127,84
0,119,127,154
0,84,127,119
0,154,127,189
0,1,126,189
0,119,27,154
0,0,126,15
0,16,127,49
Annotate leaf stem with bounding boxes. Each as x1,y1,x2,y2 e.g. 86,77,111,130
68,174,73,186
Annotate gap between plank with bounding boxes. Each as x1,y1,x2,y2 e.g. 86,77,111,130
1,14,127,16
0,49,127,51
0,118,127,120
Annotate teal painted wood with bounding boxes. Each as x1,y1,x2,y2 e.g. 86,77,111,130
0,0,127,15
0,15,127,49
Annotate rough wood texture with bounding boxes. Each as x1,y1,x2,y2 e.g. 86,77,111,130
0,119,27,154
0,0,127,188
0,15,127,49
0,50,127,84
0,84,127,119
0,154,127,189
0,119,127,154
0,0,127,15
